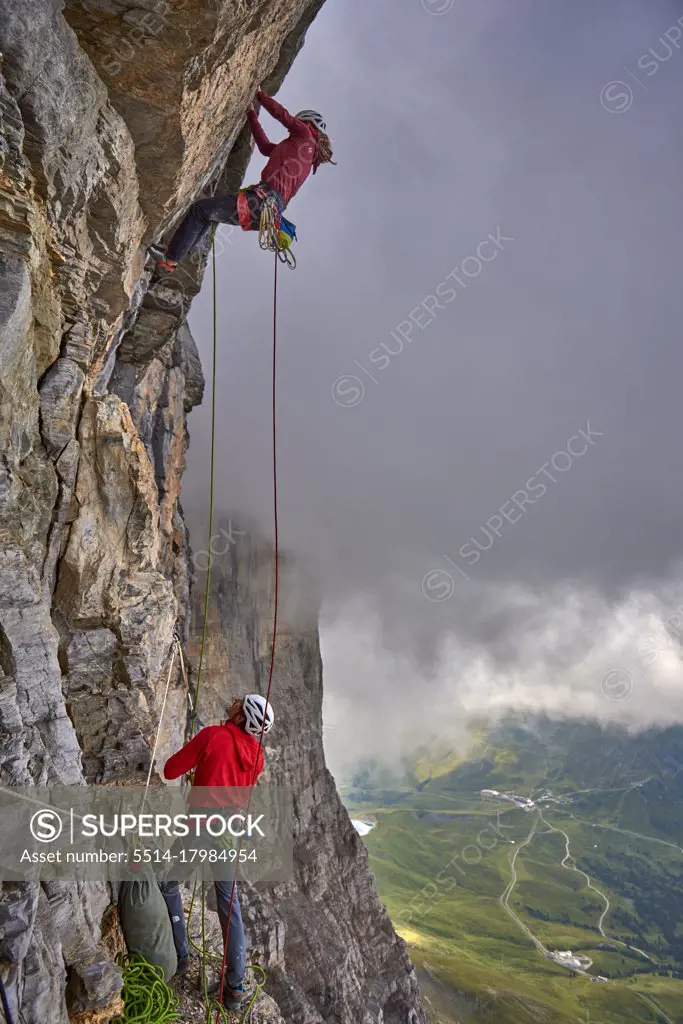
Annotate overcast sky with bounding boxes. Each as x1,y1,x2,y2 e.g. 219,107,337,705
186,0,683,777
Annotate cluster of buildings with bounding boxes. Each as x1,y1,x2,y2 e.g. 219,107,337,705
480,789,536,812
546,950,593,972
536,789,570,806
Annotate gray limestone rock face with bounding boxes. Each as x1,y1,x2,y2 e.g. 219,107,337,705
0,884,39,965
0,1,428,1021
65,957,123,1016
39,358,85,458
176,323,205,413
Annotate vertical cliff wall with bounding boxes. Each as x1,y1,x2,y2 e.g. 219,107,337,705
0,2,427,1021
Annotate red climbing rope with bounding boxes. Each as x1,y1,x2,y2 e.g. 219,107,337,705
214,247,280,1020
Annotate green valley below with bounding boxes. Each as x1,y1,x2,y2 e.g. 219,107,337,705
344,717,683,1024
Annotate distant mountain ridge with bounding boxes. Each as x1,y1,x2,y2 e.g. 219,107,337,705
346,714,683,802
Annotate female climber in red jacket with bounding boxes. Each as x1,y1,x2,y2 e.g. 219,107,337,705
150,89,335,271
159,693,274,1013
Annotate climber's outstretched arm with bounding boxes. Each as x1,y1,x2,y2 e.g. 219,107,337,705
163,728,208,780
256,89,310,138
247,107,275,156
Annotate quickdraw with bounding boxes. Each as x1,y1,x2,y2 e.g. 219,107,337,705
236,185,296,270
258,194,296,270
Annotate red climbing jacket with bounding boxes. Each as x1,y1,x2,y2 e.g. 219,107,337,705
163,721,264,807
246,90,319,206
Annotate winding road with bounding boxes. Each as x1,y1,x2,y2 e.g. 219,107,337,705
636,992,674,1024
496,805,649,978
498,811,550,956
495,781,674,974
540,813,610,936
483,776,683,1013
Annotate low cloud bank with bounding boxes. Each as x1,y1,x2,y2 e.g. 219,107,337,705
321,577,683,780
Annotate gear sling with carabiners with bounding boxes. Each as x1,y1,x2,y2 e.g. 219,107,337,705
236,183,297,269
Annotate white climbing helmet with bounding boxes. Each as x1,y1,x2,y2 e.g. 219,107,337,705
242,693,275,737
295,109,327,132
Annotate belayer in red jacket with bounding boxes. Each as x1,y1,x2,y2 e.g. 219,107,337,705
150,90,335,271
159,693,274,1013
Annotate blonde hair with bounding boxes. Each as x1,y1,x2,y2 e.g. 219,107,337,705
315,129,337,168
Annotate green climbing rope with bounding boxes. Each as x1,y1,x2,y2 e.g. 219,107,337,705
113,954,180,1023
181,226,268,1023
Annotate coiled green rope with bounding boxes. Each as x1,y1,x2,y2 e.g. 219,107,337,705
113,954,180,1023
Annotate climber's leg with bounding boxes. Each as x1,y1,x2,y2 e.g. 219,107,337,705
214,879,246,994
165,195,241,263
159,880,190,961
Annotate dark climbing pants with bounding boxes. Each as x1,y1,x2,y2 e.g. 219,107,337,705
165,195,242,262
159,877,246,990
166,185,285,262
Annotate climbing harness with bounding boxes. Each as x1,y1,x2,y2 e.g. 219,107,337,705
237,185,297,269
113,954,179,1023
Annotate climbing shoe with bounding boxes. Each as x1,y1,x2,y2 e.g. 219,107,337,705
222,984,245,1011
147,242,168,261
156,257,178,273
175,955,191,977
147,243,177,272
